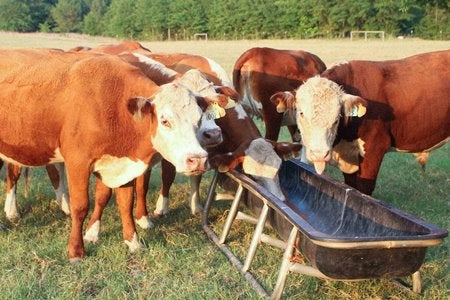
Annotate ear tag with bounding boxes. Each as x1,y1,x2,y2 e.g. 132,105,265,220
205,102,226,120
224,98,236,109
350,105,359,117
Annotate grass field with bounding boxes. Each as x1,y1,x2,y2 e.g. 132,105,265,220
0,32,449,299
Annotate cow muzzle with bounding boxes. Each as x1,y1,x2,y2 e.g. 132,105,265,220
183,154,208,175
308,149,331,175
200,127,223,148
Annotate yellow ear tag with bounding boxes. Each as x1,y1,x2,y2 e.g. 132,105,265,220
205,102,226,120
224,98,236,109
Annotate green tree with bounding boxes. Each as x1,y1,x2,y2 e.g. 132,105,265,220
83,0,108,35
51,0,87,32
0,0,33,32
103,0,139,38
135,0,168,40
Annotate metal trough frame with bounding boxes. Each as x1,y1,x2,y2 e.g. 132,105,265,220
201,168,439,299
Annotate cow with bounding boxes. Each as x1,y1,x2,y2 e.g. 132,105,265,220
70,41,232,88
233,47,326,142
271,50,450,195
68,40,152,56
80,53,302,243
0,48,226,261
82,54,235,241
0,161,69,220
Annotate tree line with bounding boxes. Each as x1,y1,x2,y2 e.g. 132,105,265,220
0,0,448,40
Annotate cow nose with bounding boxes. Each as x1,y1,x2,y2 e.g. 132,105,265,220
309,149,330,162
185,154,208,173
202,128,222,147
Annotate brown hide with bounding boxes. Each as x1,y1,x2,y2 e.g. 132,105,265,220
69,40,152,55
233,47,326,141
0,49,162,260
323,50,450,194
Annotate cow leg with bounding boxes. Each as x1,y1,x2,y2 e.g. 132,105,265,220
154,159,176,216
287,125,301,142
65,164,90,262
263,109,283,142
135,169,154,229
84,178,112,243
189,174,203,215
115,181,144,252
5,163,21,221
356,128,391,195
46,163,70,215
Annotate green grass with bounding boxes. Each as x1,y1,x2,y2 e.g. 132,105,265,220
0,33,448,299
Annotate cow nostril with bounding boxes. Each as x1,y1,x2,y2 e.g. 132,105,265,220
203,128,221,140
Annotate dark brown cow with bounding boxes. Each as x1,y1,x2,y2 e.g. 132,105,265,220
0,48,223,261
233,47,326,142
272,50,450,195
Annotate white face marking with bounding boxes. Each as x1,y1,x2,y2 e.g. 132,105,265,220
151,83,207,174
295,76,343,172
93,155,148,188
242,138,285,201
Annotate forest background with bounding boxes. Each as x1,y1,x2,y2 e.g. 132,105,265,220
0,0,448,41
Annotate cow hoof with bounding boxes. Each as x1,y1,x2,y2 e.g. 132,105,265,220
6,213,20,223
83,221,100,243
59,199,70,216
153,209,168,217
190,204,203,215
69,257,83,264
125,233,144,253
136,216,154,229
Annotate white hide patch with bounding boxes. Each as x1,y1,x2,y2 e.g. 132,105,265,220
124,232,144,252
243,138,281,179
205,57,233,87
0,153,28,167
136,215,154,229
134,53,179,78
49,148,64,163
93,155,148,188
84,220,100,243
4,187,18,220
233,103,248,120
154,194,169,216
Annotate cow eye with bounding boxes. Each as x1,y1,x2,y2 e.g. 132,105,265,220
161,118,171,128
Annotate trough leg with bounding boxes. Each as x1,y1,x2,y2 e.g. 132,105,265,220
242,203,270,273
412,271,421,293
272,227,298,300
219,184,244,244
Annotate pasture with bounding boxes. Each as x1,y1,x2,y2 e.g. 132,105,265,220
0,32,449,299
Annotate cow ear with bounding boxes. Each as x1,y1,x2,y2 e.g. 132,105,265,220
128,96,154,121
214,86,240,101
342,94,367,118
270,91,296,113
198,95,227,120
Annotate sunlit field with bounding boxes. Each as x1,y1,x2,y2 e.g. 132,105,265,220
0,32,449,299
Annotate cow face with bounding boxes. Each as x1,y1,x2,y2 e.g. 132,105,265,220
150,82,209,175
271,76,366,174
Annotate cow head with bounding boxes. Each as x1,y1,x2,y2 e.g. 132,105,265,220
271,76,367,174
138,82,214,175
176,69,240,148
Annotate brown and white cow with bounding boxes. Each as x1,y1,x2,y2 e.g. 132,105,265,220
69,40,152,56
82,54,234,241
271,50,450,195
0,48,225,261
233,47,326,142
80,52,301,243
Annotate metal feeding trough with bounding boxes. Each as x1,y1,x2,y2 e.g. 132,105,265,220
202,159,448,299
